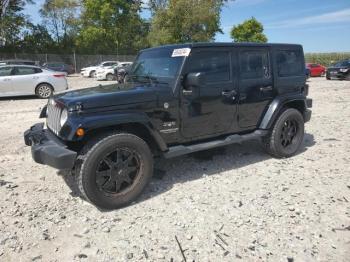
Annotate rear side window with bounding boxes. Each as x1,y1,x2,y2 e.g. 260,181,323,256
240,50,270,79
0,67,13,76
188,51,230,83
276,50,304,77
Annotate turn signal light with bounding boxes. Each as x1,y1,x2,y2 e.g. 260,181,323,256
76,128,85,137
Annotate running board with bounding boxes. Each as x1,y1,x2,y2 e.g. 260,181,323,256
164,130,268,159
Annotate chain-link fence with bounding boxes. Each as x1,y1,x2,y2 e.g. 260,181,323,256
0,53,137,72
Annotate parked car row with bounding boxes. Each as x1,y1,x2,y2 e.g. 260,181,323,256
0,60,75,75
304,59,350,80
95,62,132,82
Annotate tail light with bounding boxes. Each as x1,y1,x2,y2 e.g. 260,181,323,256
53,74,66,78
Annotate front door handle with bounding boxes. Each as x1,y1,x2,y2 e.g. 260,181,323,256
260,86,273,92
222,90,237,98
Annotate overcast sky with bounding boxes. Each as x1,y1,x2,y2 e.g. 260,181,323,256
24,0,350,53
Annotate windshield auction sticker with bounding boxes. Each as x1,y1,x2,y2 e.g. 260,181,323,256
171,48,191,57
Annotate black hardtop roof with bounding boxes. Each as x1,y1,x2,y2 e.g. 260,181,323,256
143,42,303,52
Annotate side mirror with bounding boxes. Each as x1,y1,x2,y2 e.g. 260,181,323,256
184,72,205,89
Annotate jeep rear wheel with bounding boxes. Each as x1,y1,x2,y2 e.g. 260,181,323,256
76,133,153,210
262,108,304,158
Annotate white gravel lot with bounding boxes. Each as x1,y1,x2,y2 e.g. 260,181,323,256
0,76,349,261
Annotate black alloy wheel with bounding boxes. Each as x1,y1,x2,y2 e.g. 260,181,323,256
95,148,141,195
279,119,298,148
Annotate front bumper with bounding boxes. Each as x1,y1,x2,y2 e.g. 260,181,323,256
24,123,77,170
96,74,106,80
326,71,349,79
80,71,90,77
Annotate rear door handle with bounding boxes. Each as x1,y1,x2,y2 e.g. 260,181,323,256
182,89,193,95
260,86,273,92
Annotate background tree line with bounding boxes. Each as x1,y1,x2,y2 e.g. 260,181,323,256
0,0,268,55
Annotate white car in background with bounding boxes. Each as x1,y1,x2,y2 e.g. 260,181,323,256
0,65,68,98
96,62,133,81
80,61,119,78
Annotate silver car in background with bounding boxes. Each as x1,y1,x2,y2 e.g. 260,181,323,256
0,65,68,98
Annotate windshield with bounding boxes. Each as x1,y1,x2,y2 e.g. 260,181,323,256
333,60,350,67
129,48,185,84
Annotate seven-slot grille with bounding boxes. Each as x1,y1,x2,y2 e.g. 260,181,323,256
46,99,62,135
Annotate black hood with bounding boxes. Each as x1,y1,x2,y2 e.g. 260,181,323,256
54,83,158,110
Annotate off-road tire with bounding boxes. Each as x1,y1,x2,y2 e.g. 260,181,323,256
262,108,304,158
75,133,153,210
35,83,53,99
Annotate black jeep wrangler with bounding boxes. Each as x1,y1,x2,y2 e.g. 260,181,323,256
24,43,312,209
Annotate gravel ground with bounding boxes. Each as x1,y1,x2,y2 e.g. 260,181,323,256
0,76,349,261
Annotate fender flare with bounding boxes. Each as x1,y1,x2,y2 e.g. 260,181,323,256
259,94,308,130
64,111,168,152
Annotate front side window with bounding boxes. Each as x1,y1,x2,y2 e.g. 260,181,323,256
0,67,13,77
240,51,270,79
276,50,304,77
187,51,230,82
334,60,350,67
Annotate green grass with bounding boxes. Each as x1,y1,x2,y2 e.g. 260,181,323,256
305,53,350,67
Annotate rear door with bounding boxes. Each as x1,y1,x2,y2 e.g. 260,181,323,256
238,48,273,128
0,67,14,95
180,48,238,138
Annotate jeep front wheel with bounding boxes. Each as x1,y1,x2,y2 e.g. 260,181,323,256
76,133,153,209
262,108,304,158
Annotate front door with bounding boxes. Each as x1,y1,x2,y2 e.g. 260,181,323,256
238,48,274,128
11,66,39,95
180,48,238,139
0,66,14,95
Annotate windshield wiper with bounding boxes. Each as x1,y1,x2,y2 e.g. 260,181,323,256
130,75,159,85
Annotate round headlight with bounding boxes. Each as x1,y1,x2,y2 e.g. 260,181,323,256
60,108,68,127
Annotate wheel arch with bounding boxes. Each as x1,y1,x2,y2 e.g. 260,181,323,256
79,120,167,156
35,82,54,92
259,95,308,130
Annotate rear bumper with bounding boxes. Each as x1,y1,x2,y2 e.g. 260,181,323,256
304,98,312,123
304,109,312,123
24,123,77,170
326,71,349,79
